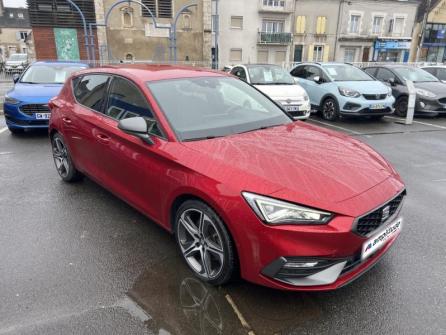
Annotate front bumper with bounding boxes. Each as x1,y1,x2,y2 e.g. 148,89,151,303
276,99,311,120
415,97,446,116
4,102,50,129
338,95,395,117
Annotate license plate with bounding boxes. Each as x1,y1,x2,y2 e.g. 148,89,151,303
370,104,385,110
361,218,402,261
285,105,300,112
35,113,51,120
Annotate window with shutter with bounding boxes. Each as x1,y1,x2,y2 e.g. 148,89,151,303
141,0,156,17
158,0,172,18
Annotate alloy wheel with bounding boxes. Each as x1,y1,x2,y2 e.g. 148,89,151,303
52,137,70,178
177,209,225,280
322,99,337,120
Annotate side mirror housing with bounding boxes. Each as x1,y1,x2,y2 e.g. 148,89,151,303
118,116,154,145
12,73,20,83
387,77,396,86
313,76,321,84
293,77,299,84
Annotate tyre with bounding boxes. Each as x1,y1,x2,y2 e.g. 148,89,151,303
174,200,236,286
8,127,24,134
394,96,408,117
51,133,83,182
321,98,339,121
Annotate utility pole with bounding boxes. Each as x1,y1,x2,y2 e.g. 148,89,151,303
416,0,432,62
333,0,345,61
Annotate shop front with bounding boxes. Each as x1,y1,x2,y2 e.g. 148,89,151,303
373,39,411,62
419,23,446,62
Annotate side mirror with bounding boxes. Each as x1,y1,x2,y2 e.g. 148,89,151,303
387,78,396,86
313,76,321,84
293,77,299,84
12,73,20,83
118,116,154,145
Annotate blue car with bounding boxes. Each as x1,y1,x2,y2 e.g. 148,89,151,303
290,63,395,121
4,61,88,133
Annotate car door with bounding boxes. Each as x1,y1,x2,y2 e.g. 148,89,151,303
65,73,112,181
375,68,406,99
89,75,167,221
301,65,328,107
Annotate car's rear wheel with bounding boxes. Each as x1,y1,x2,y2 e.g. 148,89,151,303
321,98,339,121
394,96,408,117
8,127,24,134
174,200,235,286
51,133,83,182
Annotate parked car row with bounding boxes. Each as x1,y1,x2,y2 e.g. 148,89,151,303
228,62,446,121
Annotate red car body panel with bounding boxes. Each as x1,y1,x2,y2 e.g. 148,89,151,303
49,65,405,291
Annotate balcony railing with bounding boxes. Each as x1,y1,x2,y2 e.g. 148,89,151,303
258,32,292,44
259,0,294,13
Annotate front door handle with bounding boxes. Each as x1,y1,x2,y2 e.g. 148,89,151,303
62,117,72,124
96,133,110,144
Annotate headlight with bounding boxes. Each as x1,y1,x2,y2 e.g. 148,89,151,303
303,93,309,101
242,192,333,225
416,88,436,98
338,87,361,98
4,94,20,105
387,87,393,97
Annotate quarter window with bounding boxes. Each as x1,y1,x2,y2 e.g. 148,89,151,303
73,75,110,113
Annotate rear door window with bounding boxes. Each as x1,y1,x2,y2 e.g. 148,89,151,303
73,74,110,112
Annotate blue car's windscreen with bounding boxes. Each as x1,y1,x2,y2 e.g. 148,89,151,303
21,65,87,84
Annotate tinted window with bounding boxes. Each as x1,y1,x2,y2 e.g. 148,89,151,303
290,66,306,78
147,77,291,141
105,77,153,120
436,68,446,81
422,67,436,76
231,67,247,81
393,67,438,83
376,68,396,82
364,67,377,77
105,77,164,137
304,66,322,81
74,75,109,112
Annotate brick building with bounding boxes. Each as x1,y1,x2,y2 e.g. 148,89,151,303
27,0,98,61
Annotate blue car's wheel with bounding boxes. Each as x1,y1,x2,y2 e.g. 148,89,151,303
321,98,339,121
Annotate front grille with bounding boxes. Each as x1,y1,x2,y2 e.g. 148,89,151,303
354,191,405,237
363,94,387,100
20,104,50,116
287,110,306,118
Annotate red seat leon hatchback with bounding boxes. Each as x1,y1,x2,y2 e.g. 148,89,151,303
49,65,405,291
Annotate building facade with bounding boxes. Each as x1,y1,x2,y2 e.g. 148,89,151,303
292,0,340,62
335,0,419,63
218,0,295,67
95,0,212,64
0,0,31,61
410,0,446,62
27,0,98,61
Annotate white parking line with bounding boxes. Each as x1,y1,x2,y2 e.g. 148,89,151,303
308,119,363,135
384,116,446,130
0,126,8,134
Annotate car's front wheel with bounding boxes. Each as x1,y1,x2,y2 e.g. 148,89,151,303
51,133,83,182
321,98,339,121
394,96,408,117
174,200,236,286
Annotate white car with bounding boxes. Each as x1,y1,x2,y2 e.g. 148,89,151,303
230,64,311,120
4,53,28,73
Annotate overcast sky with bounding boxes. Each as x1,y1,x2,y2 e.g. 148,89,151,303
4,0,27,7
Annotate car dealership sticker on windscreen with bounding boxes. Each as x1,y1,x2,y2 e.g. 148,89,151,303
362,218,403,261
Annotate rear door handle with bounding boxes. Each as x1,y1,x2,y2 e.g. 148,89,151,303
96,133,110,144
62,117,72,124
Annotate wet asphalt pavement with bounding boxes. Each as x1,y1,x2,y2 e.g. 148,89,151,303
0,115,445,335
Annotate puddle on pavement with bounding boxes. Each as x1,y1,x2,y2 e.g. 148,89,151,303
126,254,325,335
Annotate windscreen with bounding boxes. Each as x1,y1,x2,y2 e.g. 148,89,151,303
322,64,373,81
393,67,438,83
20,64,87,84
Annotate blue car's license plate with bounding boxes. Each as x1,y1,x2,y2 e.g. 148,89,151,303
36,113,51,120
